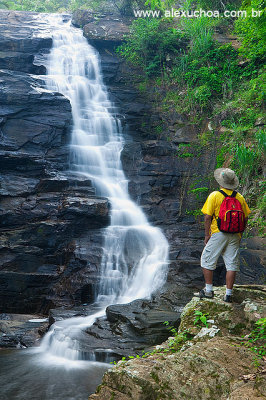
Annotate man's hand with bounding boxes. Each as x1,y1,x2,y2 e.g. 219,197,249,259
204,215,212,245
204,235,211,245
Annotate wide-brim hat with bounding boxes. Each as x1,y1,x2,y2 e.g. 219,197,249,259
214,168,239,190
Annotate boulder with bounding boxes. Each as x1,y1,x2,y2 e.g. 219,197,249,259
72,9,131,48
83,16,131,47
178,286,266,336
89,286,266,399
72,9,94,27
0,313,49,348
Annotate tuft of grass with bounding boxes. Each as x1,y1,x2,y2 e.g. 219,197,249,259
241,318,266,358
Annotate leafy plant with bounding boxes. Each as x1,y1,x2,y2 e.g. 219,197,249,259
234,144,259,177
235,0,266,63
117,18,186,76
188,187,209,202
189,0,241,12
194,310,209,328
256,130,266,154
241,318,266,358
185,208,202,217
145,0,176,10
163,321,191,351
178,152,194,158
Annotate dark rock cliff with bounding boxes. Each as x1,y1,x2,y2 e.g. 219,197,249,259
0,11,110,314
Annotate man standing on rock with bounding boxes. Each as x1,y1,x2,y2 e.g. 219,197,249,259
198,168,250,303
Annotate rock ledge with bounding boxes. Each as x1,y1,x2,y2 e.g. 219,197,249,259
89,285,266,400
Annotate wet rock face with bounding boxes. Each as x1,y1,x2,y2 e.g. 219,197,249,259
0,10,110,314
0,10,53,74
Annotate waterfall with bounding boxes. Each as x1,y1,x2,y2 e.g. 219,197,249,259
36,14,169,365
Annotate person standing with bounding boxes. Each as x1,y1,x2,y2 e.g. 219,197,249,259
198,168,251,302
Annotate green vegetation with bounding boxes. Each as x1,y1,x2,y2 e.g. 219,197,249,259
110,321,192,365
0,0,148,13
117,18,186,77
163,321,192,351
241,318,266,358
0,0,78,12
0,0,120,12
117,0,265,235
185,208,202,217
193,310,210,328
188,187,209,199
117,14,240,112
235,0,266,62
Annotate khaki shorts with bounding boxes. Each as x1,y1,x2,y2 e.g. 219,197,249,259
201,232,241,272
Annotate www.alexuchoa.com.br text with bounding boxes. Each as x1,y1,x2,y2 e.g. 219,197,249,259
133,8,263,18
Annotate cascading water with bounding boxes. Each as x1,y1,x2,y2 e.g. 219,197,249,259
36,14,169,365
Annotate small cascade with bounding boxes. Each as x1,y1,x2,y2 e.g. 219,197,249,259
36,14,169,365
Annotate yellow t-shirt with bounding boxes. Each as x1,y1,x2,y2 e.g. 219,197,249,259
201,188,251,235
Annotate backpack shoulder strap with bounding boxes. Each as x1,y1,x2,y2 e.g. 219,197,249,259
219,189,227,197
219,189,238,198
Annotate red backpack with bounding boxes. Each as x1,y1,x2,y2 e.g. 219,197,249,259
217,190,245,233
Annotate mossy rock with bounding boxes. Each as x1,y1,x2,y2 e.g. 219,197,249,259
89,286,266,400
89,338,259,400
178,286,266,338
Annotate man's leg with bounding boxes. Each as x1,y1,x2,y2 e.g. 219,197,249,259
226,270,236,290
222,234,240,302
199,233,226,298
201,268,214,296
201,232,226,274
202,268,213,285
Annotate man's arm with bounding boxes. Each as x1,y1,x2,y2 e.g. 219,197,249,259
204,214,212,245
241,217,248,237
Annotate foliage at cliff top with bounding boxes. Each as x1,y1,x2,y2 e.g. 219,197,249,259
0,0,146,13
0,0,92,12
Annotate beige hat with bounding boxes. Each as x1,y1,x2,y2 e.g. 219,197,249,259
214,168,239,190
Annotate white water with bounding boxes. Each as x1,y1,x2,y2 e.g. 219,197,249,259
36,15,169,366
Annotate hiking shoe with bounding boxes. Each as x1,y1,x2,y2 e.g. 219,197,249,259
223,294,232,303
194,289,214,299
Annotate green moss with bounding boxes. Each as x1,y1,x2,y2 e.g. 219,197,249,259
179,296,233,334
95,384,102,394
150,371,160,384
178,152,194,158
229,322,247,335
110,392,115,400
